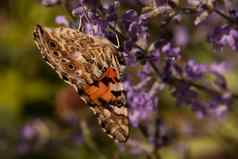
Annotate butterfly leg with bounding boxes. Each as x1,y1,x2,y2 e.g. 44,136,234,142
77,16,82,31
113,32,120,49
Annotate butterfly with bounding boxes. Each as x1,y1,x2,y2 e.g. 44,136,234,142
33,24,129,143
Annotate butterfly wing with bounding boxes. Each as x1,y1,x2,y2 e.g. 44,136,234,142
84,66,128,142
33,25,129,142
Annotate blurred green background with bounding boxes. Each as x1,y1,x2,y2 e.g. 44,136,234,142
1,1,238,159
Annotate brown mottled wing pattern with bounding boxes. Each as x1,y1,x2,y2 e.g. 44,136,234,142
33,25,129,142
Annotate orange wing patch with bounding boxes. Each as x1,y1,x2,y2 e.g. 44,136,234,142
84,67,118,102
104,67,118,82
84,81,113,102
83,67,129,142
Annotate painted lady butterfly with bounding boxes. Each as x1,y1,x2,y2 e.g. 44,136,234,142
33,25,129,143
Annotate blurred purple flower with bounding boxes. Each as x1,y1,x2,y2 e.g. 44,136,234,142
20,119,47,141
161,42,181,58
209,62,229,74
154,0,172,6
84,22,105,36
174,26,189,47
122,10,138,30
149,48,160,62
172,81,198,107
229,9,238,21
101,1,120,22
21,124,37,140
55,16,69,26
126,78,160,127
138,63,152,78
70,130,84,145
41,0,60,6
208,25,238,51
208,99,229,117
150,39,181,61
72,6,86,17
122,9,149,43
17,119,50,154
150,119,176,148
185,60,206,80
71,1,121,38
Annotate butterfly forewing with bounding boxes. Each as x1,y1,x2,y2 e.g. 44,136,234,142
33,25,129,143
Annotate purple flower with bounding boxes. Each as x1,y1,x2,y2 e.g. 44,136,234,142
125,78,160,127
161,42,181,58
72,6,86,17
150,39,181,61
172,81,198,106
150,119,176,148
209,62,229,74
70,1,121,38
122,10,138,27
155,0,170,6
174,26,189,47
229,9,238,21
84,22,105,36
138,63,153,78
21,124,37,140
208,25,238,51
207,99,229,117
20,119,46,141
149,48,160,61
101,1,120,22
41,0,60,6
122,9,149,43
55,16,69,26
17,119,50,154
70,130,84,145
185,60,206,80
123,47,141,66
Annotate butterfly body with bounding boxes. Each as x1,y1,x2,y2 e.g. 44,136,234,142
33,25,128,143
